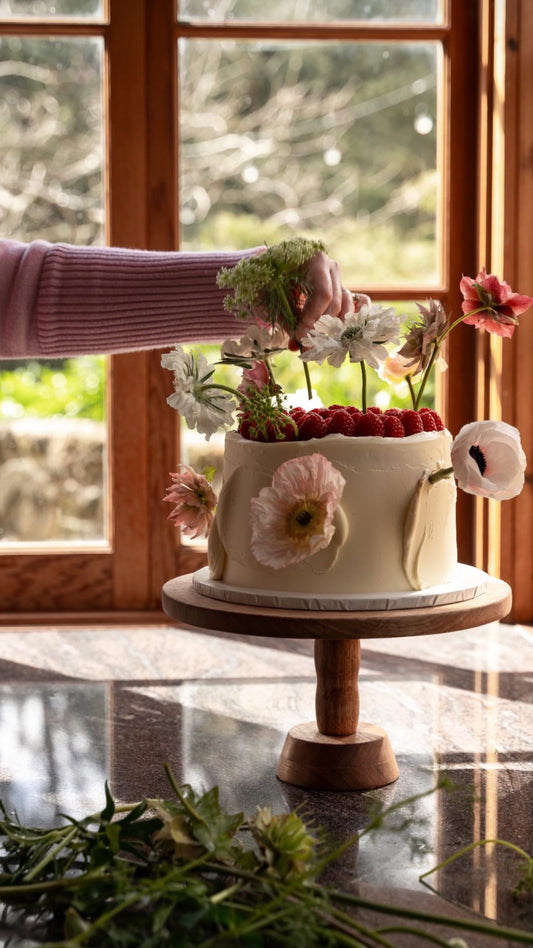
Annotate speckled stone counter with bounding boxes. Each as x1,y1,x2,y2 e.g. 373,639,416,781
0,619,531,944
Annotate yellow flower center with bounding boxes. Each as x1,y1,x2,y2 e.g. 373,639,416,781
285,498,327,542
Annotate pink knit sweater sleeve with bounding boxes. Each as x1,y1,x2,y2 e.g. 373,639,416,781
0,239,258,357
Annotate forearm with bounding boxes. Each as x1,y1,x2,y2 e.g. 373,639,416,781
0,240,258,358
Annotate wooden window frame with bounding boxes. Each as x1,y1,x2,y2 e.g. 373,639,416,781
0,0,502,623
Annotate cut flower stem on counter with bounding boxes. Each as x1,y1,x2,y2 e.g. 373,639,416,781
0,767,532,947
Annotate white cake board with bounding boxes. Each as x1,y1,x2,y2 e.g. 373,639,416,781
191,564,488,612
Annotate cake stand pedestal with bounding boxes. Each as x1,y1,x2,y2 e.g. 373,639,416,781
162,573,511,791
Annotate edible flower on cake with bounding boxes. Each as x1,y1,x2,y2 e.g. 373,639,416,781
249,453,346,569
161,237,532,597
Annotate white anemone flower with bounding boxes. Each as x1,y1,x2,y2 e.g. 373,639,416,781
451,420,526,500
161,345,235,441
300,304,401,370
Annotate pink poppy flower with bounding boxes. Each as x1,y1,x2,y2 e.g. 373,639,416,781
249,453,345,568
451,420,526,500
460,268,532,338
164,465,217,538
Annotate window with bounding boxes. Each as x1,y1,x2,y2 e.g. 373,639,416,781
0,0,481,617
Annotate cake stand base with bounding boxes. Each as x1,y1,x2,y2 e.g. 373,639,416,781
276,721,399,791
162,572,512,791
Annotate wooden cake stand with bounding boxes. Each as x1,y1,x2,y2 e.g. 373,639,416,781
162,572,512,792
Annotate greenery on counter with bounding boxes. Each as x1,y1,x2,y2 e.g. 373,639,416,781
0,767,531,947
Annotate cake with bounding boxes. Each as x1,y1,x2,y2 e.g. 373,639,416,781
207,427,457,597
162,240,530,610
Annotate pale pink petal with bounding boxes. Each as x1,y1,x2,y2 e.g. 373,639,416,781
250,454,345,568
164,465,217,538
451,420,526,500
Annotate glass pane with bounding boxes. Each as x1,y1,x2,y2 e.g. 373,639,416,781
179,0,441,24
0,36,107,545
0,0,103,17
179,40,440,287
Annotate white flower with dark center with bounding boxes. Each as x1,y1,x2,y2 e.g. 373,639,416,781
300,304,401,370
161,345,235,440
451,420,526,500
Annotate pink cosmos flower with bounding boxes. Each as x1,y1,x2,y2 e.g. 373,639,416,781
397,299,448,375
460,268,532,338
164,465,217,538
249,453,345,568
451,420,526,500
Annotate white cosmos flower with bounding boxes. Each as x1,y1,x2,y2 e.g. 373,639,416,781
161,345,235,441
221,325,289,360
300,304,401,370
451,420,526,500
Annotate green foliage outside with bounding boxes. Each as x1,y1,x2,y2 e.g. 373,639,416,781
0,356,106,421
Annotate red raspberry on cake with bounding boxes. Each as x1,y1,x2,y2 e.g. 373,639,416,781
382,413,405,437
401,409,424,436
297,411,328,440
420,408,444,431
418,408,437,431
356,411,385,437
326,408,356,436
238,412,252,439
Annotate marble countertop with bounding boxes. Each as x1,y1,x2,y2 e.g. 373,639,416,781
0,618,531,945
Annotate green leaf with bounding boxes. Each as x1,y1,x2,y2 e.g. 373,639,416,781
100,782,116,823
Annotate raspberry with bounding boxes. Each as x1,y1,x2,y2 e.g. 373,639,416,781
430,410,444,430
290,406,306,420
367,406,383,415
383,413,405,437
238,411,296,442
297,411,328,440
419,410,437,432
326,409,356,436
401,409,424,436
418,407,444,430
356,411,385,437
238,412,252,439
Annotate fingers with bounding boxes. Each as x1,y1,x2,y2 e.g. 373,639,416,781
295,252,354,341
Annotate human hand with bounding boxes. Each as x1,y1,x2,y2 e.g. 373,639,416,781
295,251,354,341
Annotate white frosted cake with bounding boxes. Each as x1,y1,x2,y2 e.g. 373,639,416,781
207,428,457,597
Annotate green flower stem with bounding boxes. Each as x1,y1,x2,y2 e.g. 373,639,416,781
326,889,533,943
414,305,491,410
428,466,454,484
361,360,367,412
419,836,532,883
375,927,456,947
414,339,440,410
302,359,313,399
23,824,78,881
406,374,417,409
275,279,313,398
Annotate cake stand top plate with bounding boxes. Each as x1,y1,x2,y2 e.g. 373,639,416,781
162,570,512,641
